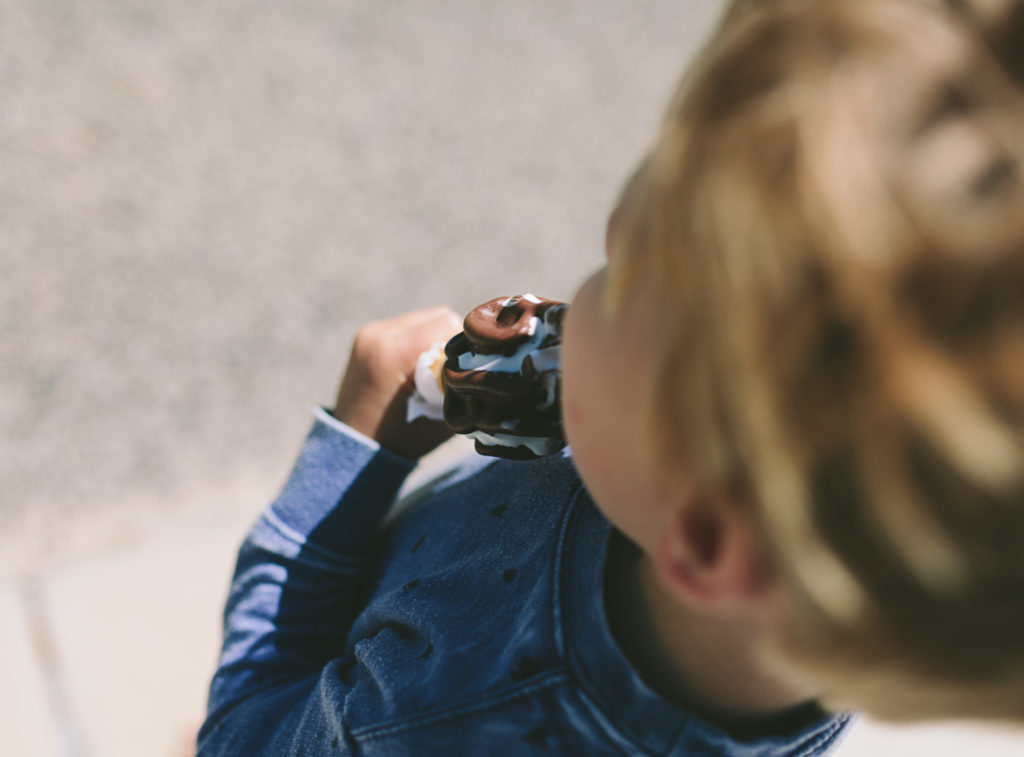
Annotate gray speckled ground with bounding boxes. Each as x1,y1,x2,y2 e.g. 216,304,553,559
0,0,725,572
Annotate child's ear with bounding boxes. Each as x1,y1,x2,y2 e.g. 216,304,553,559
652,493,770,609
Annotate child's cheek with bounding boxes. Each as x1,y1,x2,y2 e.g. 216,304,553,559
562,394,581,428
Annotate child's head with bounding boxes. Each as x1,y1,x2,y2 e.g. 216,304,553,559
564,0,1024,723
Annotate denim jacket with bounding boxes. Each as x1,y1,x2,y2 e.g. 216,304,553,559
198,408,853,756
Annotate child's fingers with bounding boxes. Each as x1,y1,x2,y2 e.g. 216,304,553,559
377,306,461,335
387,307,463,360
403,306,463,342
334,306,463,459
352,307,459,362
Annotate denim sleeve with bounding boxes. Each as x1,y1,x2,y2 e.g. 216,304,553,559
197,407,416,756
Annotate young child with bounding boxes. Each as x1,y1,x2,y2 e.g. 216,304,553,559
198,0,1024,753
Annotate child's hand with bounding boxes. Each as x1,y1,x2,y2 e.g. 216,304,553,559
332,306,462,460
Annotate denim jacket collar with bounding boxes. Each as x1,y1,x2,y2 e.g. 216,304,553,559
557,489,854,757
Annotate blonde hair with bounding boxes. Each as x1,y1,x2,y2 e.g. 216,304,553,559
610,0,1024,721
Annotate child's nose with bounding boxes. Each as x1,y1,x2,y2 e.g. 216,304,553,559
605,207,621,260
